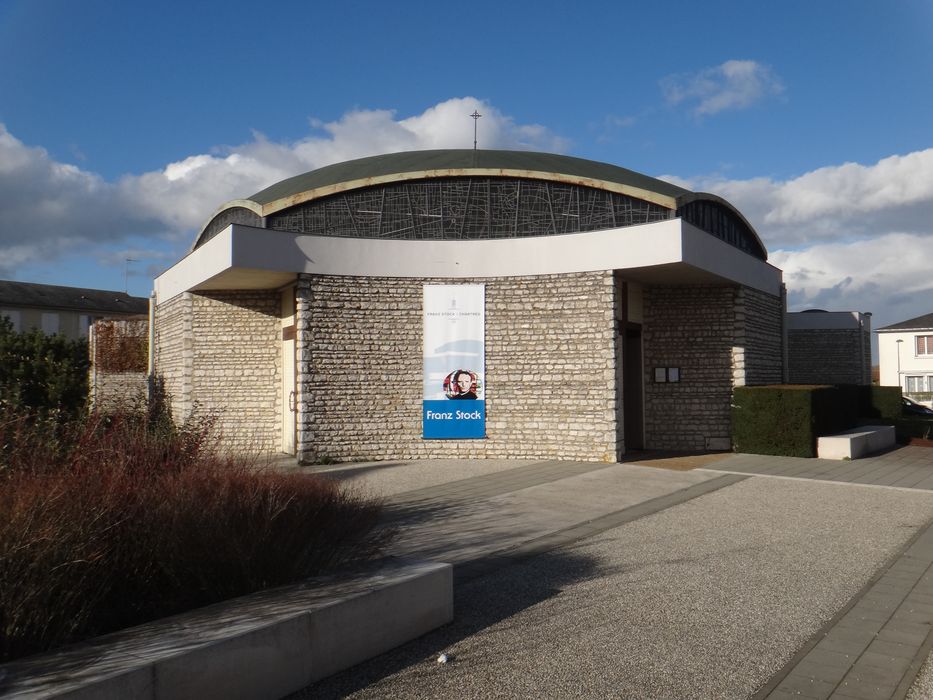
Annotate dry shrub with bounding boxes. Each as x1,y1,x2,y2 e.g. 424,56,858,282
0,405,390,662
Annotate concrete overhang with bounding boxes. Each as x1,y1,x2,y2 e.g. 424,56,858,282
155,220,782,304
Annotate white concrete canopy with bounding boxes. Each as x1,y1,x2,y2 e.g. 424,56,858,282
155,219,782,303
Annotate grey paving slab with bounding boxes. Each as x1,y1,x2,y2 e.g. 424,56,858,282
817,628,877,657
905,473,933,491
779,673,839,698
872,466,924,486
866,638,916,660
709,446,933,491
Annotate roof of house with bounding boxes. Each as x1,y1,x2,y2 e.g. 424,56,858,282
877,312,933,332
0,280,149,315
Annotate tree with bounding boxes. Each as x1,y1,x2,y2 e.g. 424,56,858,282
0,316,89,418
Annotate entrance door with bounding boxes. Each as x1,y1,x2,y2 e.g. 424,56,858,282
280,288,297,455
623,325,644,449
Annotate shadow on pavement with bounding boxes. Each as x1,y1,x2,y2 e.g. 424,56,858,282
300,547,603,699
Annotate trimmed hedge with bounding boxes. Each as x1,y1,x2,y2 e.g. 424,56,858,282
859,386,902,421
732,385,845,458
733,384,930,457
889,417,933,442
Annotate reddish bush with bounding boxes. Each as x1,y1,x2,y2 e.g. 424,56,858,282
0,406,389,662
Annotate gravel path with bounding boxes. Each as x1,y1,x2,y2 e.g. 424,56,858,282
309,459,541,497
908,654,933,699
302,477,933,699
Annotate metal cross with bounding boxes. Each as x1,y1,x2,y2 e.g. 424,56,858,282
470,110,482,150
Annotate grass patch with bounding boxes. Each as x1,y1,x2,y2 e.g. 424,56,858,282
0,405,391,663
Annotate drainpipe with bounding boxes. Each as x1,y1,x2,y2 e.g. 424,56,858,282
147,290,156,401
781,283,789,384
860,312,871,385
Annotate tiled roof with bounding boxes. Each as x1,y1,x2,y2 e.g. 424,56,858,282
877,312,933,331
0,280,149,315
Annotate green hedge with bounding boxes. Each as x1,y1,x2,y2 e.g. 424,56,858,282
733,384,928,457
860,386,902,420
732,385,846,458
890,418,933,442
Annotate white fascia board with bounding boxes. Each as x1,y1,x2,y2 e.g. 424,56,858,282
231,219,686,279
154,227,235,303
680,221,782,296
158,219,782,299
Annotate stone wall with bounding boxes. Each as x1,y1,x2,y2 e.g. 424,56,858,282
788,328,871,385
296,271,618,463
642,284,783,451
154,293,193,420
153,276,785,460
88,318,149,410
736,286,785,386
155,290,281,452
89,371,148,410
642,285,736,451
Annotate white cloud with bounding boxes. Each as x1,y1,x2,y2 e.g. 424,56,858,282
0,125,164,277
0,98,567,277
663,149,933,329
663,148,933,249
661,60,784,116
771,233,933,331
2,96,930,331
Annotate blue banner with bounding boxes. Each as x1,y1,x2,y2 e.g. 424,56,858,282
422,400,486,439
423,285,486,439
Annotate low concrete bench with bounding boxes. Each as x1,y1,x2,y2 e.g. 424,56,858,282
0,558,452,700
817,425,896,460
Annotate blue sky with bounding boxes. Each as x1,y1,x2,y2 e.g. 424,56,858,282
1,0,932,335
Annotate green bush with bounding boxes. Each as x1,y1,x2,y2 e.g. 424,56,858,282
0,403,392,663
860,385,902,420
890,417,933,442
733,384,932,456
0,316,88,420
733,385,842,458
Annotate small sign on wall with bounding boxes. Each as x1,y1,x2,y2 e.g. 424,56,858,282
654,367,681,383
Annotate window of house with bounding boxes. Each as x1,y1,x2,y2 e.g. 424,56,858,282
917,335,933,355
41,312,59,335
79,314,91,337
906,376,925,393
1,309,21,331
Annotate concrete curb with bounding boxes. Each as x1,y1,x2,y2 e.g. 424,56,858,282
0,559,452,700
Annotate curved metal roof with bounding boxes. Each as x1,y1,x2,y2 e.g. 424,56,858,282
195,149,766,259
248,149,691,207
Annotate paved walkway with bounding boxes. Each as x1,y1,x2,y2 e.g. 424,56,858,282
709,447,933,491
294,446,933,699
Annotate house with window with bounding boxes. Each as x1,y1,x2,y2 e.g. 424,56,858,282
877,312,933,405
0,280,149,341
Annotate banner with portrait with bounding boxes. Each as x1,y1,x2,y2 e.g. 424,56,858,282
423,284,485,439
